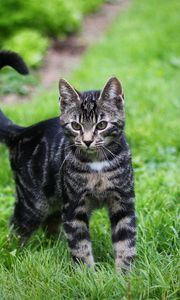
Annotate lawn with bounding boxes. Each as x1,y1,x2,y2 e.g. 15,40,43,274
0,0,179,299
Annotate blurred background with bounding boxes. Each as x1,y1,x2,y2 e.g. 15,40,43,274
0,0,107,96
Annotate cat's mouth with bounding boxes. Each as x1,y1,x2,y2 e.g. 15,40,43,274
85,147,96,153
76,145,99,155
74,142,105,155
76,145,96,152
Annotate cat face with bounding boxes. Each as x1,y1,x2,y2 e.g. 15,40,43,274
59,77,125,153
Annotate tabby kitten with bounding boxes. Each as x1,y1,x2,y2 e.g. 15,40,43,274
0,54,136,271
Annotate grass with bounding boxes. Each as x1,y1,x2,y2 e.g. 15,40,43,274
0,69,38,95
0,0,180,299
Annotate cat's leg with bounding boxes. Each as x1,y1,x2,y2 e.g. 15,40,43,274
108,195,136,272
42,211,61,237
10,187,47,245
63,198,94,268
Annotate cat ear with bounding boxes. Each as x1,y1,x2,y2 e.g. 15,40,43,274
100,77,124,107
59,78,80,112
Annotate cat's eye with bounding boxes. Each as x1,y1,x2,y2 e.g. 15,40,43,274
96,121,108,130
71,121,81,131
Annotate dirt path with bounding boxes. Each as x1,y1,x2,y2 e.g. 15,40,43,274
2,0,129,103
41,0,129,88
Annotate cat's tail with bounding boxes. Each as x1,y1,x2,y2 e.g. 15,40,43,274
0,110,22,146
0,51,28,145
0,50,29,74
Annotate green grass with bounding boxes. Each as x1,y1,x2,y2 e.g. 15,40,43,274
0,69,39,95
0,0,180,299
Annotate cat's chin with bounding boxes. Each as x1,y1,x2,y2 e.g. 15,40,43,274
79,147,99,159
83,148,97,156
85,148,96,154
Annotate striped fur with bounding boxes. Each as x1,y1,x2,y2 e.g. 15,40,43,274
0,76,136,271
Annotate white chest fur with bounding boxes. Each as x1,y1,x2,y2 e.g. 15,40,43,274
85,161,113,193
88,160,110,172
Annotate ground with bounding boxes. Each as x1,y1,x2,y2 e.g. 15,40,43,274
1,0,128,103
0,0,179,299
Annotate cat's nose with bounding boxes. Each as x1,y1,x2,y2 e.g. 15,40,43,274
84,140,92,147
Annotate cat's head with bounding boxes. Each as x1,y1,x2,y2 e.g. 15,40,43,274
59,77,125,154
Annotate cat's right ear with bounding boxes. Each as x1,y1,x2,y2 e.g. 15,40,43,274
59,78,80,112
99,77,124,110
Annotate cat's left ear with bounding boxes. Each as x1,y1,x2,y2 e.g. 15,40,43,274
59,78,81,112
100,77,124,108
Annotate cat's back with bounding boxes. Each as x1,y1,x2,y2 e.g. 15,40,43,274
15,116,61,140
9,116,63,172
10,116,62,146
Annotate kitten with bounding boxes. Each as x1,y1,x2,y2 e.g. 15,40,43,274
0,54,136,271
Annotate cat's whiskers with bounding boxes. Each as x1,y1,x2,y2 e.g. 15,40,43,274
64,143,83,154
102,146,121,163
96,147,104,160
101,147,109,162
101,147,115,169
95,142,104,159
64,143,75,151
100,147,122,182
74,147,82,160
96,142,104,147
60,152,71,170
113,140,122,146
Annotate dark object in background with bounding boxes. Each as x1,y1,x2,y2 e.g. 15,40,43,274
0,50,29,75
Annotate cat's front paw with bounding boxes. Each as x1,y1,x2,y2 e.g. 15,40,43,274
72,253,95,269
115,257,133,273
